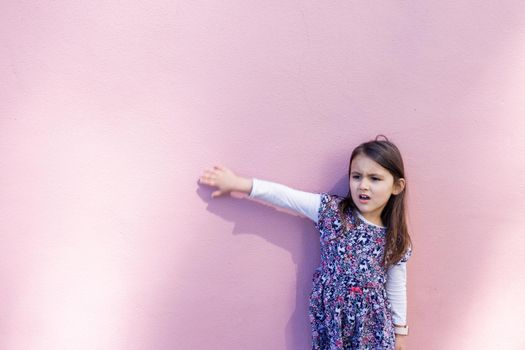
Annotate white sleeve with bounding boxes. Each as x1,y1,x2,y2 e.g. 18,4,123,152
385,262,408,325
247,178,321,223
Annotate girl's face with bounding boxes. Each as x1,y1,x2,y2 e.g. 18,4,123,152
349,154,405,226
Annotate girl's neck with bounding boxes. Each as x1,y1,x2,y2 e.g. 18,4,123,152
356,210,386,228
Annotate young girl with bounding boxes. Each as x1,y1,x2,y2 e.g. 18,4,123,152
198,135,412,350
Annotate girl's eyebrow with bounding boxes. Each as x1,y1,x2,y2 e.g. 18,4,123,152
350,171,384,177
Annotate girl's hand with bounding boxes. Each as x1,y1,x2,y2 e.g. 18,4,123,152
395,334,407,350
199,165,252,198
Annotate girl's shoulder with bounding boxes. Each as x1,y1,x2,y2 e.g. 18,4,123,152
316,192,357,235
318,192,345,212
321,192,346,206
318,192,355,218
319,192,345,204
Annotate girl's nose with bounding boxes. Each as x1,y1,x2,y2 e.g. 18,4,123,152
359,180,369,190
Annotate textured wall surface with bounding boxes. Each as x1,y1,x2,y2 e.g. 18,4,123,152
1,1,525,349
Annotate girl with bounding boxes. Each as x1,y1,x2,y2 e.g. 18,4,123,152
198,135,412,350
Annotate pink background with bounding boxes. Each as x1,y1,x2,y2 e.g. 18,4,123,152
2,1,525,349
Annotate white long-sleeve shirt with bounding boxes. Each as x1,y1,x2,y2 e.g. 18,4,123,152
247,178,408,326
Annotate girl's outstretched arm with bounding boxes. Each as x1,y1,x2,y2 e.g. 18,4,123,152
248,178,320,221
199,165,321,222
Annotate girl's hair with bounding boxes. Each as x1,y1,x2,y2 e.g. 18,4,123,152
338,135,412,268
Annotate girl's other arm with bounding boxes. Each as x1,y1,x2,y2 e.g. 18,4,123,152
199,165,321,222
386,262,408,327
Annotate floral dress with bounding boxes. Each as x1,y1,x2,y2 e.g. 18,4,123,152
309,193,411,350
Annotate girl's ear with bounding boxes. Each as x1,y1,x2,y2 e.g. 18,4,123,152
393,178,406,195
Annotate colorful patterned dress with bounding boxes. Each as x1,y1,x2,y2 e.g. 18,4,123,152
309,193,411,349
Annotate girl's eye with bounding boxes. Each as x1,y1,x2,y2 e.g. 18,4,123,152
352,175,381,181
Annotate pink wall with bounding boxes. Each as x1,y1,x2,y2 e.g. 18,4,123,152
2,1,525,349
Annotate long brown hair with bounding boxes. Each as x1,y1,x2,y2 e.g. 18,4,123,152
338,135,412,268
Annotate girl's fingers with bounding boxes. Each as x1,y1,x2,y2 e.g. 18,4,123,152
200,168,223,186
201,169,219,181
204,171,216,179
199,166,228,190
199,173,214,184
203,169,222,180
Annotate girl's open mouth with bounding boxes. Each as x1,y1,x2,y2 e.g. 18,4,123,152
359,194,370,203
